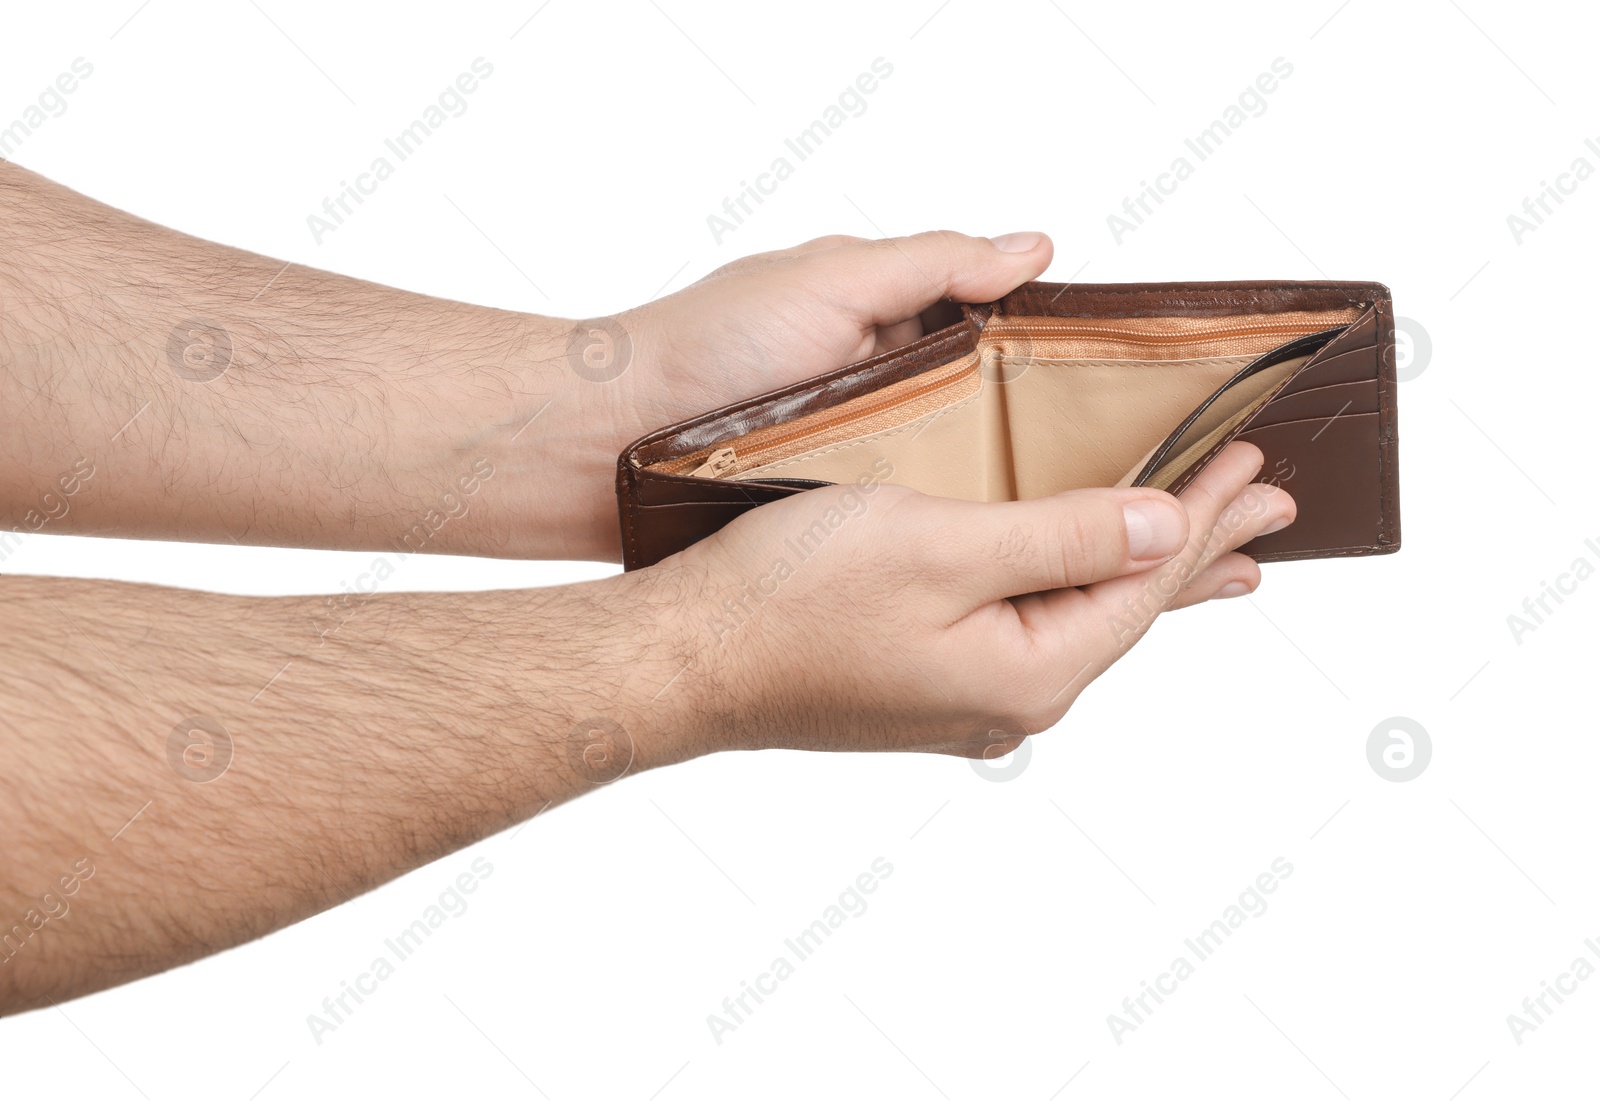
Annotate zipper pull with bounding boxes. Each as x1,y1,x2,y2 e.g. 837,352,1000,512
688,447,738,478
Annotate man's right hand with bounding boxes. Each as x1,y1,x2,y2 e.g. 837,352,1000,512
633,441,1294,762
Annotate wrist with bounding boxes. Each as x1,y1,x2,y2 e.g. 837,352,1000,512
516,574,725,781
385,308,604,561
413,308,654,563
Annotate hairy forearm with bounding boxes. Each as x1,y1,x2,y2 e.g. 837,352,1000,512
0,161,624,560
0,571,692,1012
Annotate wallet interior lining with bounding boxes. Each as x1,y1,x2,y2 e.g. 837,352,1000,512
648,308,1358,502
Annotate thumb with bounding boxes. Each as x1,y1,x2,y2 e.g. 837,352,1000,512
806,230,1052,326
910,487,1191,606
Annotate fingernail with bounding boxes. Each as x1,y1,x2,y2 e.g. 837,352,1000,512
1216,581,1252,599
1261,513,1293,536
989,231,1043,253
1123,500,1185,561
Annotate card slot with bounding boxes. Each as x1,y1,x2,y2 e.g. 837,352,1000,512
1249,380,1378,431
1261,377,1377,401
1237,411,1381,433
1234,412,1386,558
1272,339,1379,391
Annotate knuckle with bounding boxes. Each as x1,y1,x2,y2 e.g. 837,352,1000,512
988,520,1044,581
1216,484,1284,547
801,233,864,251
1188,473,1235,517
1230,440,1265,469
913,228,968,249
988,518,1075,593
1043,510,1113,586
913,228,971,268
860,235,905,258
706,252,780,280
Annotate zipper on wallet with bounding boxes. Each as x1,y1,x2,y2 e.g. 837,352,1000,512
678,357,976,478
978,317,1333,345
665,311,1363,481
688,447,739,478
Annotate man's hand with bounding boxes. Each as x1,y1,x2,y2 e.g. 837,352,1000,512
0,159,1049,562
635,441,1290,761
556,231,1053,558
604,230,1052,446
0,439,1287,1013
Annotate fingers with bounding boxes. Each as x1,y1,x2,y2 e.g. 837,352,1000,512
1002,444,1294,678
800,230,1053,327
875,316,925,352
1168,442,1294,574
912,487,1190,605
1073,443,1292,636
1166,552,1260,610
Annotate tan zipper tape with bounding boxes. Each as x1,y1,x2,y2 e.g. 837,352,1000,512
981,310,1361,361
660,353,981,477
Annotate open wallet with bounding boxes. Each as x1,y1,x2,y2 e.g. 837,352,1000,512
617,280,1399,571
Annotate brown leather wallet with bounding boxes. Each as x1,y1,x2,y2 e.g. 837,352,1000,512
617,280,1399,571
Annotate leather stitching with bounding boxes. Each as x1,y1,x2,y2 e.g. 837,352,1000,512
1375,295,1396,545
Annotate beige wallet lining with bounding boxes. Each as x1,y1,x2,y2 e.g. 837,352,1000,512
649,310,1356,501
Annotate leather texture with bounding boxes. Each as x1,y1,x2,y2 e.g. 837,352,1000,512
617,280,1399,571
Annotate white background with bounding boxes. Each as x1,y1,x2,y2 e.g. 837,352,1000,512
3,1,1596,1097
